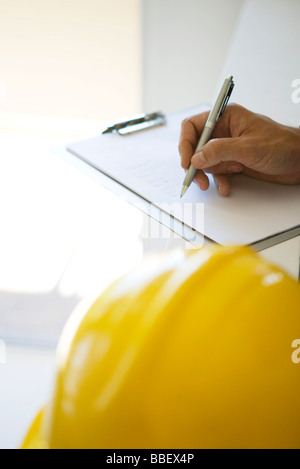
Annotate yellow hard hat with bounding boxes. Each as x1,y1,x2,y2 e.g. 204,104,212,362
22,245,300,449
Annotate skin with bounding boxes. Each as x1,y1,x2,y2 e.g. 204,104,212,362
179,103,300,196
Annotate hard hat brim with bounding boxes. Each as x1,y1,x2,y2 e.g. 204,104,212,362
21,408,48,450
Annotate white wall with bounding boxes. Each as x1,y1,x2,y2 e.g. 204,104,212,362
0,1,141,122
141,0,244,114
2,0,298,126
219,0,300,126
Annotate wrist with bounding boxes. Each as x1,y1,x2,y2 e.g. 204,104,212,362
288,126,300,183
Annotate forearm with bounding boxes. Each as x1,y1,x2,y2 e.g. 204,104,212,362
273,124,300,185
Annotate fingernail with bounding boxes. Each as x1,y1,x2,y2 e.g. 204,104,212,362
192,151,206,166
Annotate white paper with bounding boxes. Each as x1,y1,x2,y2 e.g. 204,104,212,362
67,105,300,246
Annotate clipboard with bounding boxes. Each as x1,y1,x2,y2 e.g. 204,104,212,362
66,105,300,250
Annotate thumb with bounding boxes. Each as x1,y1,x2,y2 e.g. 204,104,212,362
191,137,244,169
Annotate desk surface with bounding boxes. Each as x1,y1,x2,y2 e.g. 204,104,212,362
0,345,55,449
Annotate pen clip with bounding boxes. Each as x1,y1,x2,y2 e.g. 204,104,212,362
219,81,234,118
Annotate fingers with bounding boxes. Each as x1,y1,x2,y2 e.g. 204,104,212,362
179,103,249,170
191,154,244,197
201,161,244,175
193,171,232,197
191,137,245,169
193,170,210,191
213,174,231,197
179,111,210,169
192,160,244,196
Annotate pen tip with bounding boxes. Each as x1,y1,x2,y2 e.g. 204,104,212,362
180,186,187,198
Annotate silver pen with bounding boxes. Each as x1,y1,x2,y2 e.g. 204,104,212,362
180,75,234,198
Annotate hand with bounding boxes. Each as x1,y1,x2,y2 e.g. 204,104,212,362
179,103,300,196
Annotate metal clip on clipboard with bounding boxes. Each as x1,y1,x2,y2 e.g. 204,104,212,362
102,111,166,136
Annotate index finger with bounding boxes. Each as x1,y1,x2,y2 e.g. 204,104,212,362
178,111,210,170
